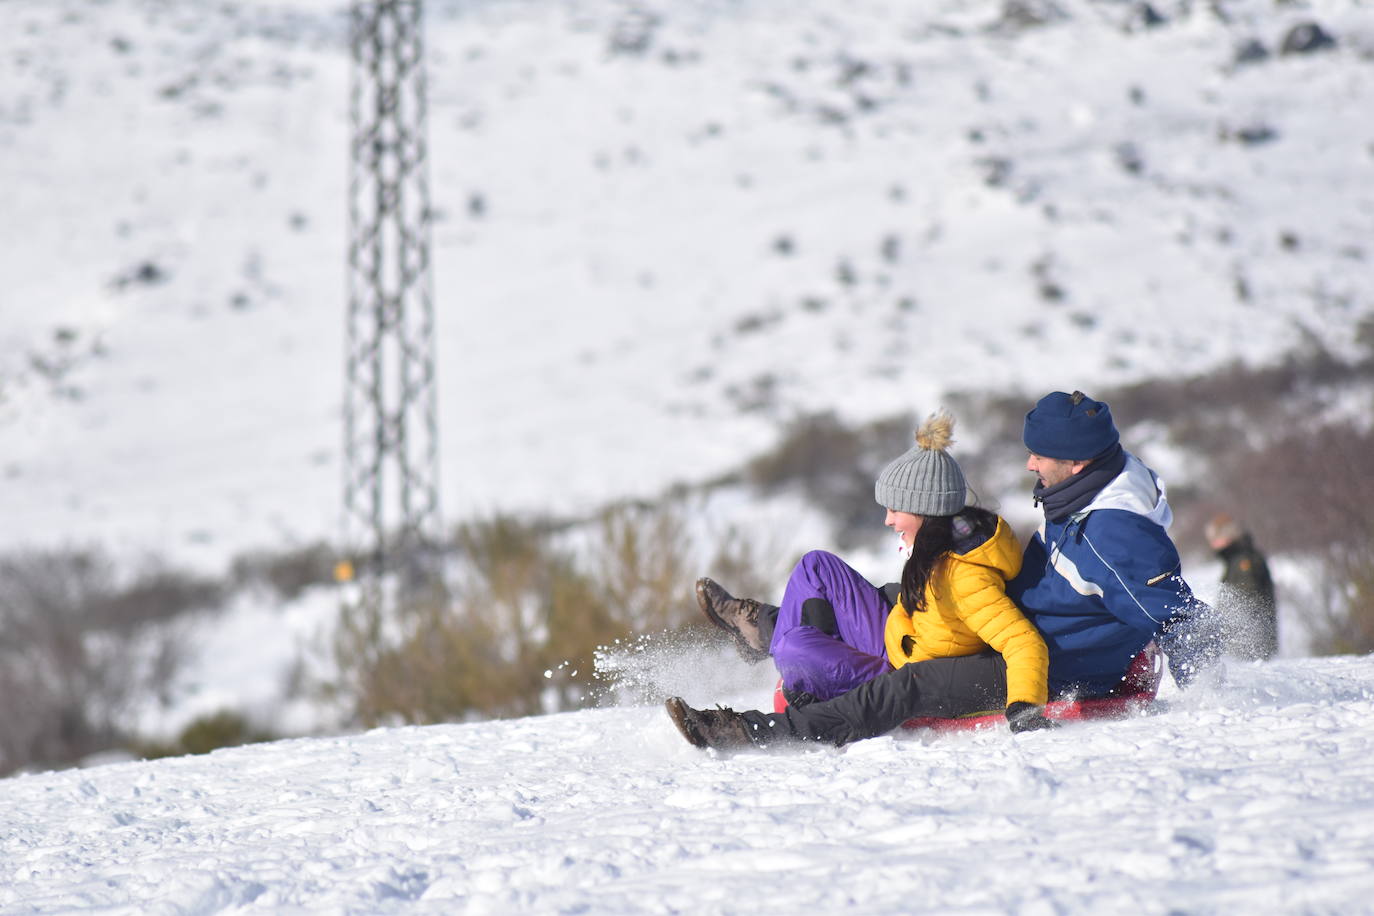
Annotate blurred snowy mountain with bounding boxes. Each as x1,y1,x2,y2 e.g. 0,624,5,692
3,0,1372,571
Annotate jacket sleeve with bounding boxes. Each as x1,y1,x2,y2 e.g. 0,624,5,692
1157,588,1223,687
884,602,927,666
1078,510,1222,686
950,564,1050,707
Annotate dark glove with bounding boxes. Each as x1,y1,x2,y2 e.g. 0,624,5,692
1006,701,1059,733
782,686,819,709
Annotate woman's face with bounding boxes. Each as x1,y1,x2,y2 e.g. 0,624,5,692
884,508,924,548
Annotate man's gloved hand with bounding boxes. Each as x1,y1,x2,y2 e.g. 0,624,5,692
1006,701,1059,733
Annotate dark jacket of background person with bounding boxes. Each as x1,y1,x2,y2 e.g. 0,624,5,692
1208,513,1278,660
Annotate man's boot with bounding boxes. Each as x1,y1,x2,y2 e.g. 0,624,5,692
664,697,758,750
696,578,773,663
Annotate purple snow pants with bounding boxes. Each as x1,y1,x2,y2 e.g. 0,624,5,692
769,550,895,702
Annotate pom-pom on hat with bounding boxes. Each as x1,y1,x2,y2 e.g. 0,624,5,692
1022,390,1120,460
874,411,968,516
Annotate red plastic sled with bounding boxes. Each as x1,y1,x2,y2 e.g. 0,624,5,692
773,643,1163,732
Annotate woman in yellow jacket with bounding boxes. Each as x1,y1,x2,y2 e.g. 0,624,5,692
670,412,1054,750
882,498,1048,718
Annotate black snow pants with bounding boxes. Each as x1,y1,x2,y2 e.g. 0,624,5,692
739,650,1008,747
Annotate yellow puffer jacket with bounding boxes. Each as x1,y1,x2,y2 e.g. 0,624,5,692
884,516,1049,708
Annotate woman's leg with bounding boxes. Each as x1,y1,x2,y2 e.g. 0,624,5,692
772,550,892,656
769,550,894,700
771,628,892,702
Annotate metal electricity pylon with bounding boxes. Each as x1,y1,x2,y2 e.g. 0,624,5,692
342,0,441,607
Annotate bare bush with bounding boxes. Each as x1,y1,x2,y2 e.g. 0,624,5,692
746,411,914,548
1308,544,1374,656
1099,339,1367,460
91,564,224,629
0,549,205,774
698,522,785,608
134,709,277,760
1206,422,1374,655
942,389,1035,506
591,501,698,632
230,541,336,602
747,411,864,494
329,505,721,728
1209,423,1374,555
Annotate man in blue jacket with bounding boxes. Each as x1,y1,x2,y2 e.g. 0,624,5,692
1008,390,1220,697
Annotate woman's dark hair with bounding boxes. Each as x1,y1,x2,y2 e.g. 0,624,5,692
899,506,999,613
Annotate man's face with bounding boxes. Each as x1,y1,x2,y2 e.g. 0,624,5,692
1027,452,1088,488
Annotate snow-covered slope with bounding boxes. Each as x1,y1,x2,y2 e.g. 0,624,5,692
4,6,1373,900
5,652,1374,913
3,0,1372,569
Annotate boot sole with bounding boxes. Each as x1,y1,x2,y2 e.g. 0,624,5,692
695,580,771,663
664,697,707,748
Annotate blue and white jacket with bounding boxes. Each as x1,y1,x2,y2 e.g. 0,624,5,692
1007,452,1217,697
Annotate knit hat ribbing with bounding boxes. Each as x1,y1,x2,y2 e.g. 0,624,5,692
874,411,968,516
1022,390,1120,460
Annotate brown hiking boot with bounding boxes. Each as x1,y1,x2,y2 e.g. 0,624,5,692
696,577,771,662
664,697,757,750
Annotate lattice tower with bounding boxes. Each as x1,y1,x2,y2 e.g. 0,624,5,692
342,0,441,603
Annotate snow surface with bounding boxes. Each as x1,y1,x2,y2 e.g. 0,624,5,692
5,650,1374,913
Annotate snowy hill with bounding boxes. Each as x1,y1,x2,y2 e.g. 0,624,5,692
4,0,1374,887
5,652,1374,913
3,0,1372,569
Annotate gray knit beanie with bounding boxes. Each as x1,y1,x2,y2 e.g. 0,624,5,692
874,411,967,516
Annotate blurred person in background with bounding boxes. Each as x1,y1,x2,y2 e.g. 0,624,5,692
1206,512,1278,660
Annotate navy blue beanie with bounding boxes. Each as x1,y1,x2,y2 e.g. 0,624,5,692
1022,391,1120,460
